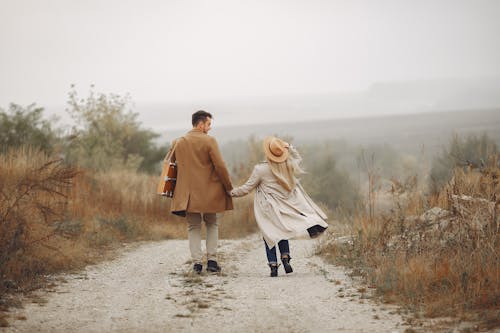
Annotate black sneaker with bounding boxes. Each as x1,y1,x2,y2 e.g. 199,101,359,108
206,260,221,273
193,263,202,274
281,257,293,274
269,263,279,277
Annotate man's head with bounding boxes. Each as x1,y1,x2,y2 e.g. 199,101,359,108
192,110,213,133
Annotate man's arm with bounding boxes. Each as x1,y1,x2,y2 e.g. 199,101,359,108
208,137,233,192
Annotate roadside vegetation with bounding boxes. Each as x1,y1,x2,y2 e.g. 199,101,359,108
1,87,498,330
315,133,499,331
0,89,256,322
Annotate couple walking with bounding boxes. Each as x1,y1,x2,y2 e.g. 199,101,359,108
164,110,328,277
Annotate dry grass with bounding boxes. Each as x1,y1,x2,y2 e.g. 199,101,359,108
219,195,259,239
0,147,257,311
0,148,78,294
318,154,499,327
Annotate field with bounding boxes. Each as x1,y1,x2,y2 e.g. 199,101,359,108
1,108,499,330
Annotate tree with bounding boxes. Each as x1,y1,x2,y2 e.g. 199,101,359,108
0,103,57,154
64,85,167,173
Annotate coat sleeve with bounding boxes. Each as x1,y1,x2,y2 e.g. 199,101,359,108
230,165,261,197
208,137,233,191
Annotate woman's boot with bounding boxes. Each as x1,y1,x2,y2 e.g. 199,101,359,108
269,263,279,277
281,255,293,274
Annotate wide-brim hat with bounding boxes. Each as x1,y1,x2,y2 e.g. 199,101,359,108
263,136,289,163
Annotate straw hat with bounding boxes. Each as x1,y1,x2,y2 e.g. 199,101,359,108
263,136,289,163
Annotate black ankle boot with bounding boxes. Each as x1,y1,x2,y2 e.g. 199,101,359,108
269,263,278,277
193,263,202,274
281,256,293,274
207,260,221,273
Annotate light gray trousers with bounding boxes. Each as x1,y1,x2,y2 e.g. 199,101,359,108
186,212,218,263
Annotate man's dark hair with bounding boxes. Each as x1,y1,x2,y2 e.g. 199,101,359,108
192,110,213,127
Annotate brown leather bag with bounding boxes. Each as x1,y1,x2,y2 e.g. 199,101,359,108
161,162,177,197
157,139,179,197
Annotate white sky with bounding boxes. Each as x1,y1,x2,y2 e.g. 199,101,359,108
1,0,500,115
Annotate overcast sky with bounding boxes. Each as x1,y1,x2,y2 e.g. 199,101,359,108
1,0,499,125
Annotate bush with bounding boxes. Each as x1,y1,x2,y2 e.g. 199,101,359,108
318,154,500,326
430,133,498,192
0,148,77,295
300,144,363,214
0,103,57,154
64,85,167,173
0,148,184,302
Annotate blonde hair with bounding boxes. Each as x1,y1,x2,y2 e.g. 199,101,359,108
268,159,298,192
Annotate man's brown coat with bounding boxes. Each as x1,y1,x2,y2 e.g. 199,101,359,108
170,129,233,215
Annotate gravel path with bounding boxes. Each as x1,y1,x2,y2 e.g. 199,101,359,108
2,235,407,333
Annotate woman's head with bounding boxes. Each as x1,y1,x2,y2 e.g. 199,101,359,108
263,136,289,163
263,136,295,191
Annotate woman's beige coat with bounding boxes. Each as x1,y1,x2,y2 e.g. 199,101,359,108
231,148,328,248
170,129,233,215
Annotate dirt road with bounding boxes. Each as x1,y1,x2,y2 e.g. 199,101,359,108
2,235,407,332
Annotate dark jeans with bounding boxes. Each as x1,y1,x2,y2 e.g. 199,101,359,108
264,239,290,264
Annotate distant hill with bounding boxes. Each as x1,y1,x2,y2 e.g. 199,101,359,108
151,76,500,155
161,109,500,156
142,77,500,136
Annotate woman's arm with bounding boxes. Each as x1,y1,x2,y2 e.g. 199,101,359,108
230,165,262,197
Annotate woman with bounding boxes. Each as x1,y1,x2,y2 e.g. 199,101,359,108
230,136,328,277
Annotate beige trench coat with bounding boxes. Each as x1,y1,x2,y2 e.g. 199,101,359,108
169,129,233,215
231,157,328,248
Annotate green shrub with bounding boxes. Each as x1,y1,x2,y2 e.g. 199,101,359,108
0,103,57,154
64,85,167,173
429,133,497,191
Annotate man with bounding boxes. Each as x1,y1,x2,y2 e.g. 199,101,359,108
170,110,233,273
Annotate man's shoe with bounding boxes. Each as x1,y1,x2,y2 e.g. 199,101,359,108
193,263,202,274
281,256,293,274
269,263,279,277
206,260,221,273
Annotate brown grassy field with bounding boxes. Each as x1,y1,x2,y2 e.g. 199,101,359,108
2,144,498,330
317,154,499,330
0,148,257,309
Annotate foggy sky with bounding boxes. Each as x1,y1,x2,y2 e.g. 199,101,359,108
1,0,500,124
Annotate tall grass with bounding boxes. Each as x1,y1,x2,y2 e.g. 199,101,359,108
318,154,499,326
219,195,259,238
0,148,78,294
0,147,257,301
